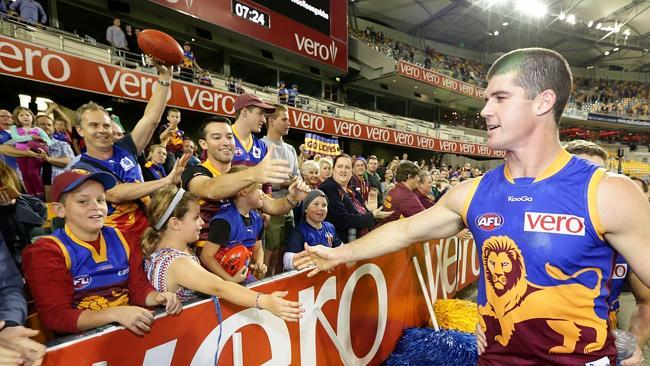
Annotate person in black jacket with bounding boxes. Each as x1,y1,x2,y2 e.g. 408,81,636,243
318,154,392,242
0,231,46,365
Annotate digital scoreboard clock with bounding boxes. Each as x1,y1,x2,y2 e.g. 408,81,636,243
231,0,270,28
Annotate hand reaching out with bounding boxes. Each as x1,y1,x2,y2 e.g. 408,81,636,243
258,291,303,321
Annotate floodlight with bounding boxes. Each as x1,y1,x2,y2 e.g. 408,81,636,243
566,14,576,25
515,0,547,18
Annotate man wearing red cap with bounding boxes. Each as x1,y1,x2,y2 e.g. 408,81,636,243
231,93,275,170
22,170,182,335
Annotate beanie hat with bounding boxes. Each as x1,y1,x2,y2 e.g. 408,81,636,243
302,189,327,216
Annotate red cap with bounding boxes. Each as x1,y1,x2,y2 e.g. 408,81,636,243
233,93,276,113
51,169,117,202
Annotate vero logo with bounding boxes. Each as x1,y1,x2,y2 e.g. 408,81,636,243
476,212,504,231
295,33,338,62
524,212,585,236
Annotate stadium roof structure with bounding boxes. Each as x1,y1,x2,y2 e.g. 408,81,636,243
351,0,650,71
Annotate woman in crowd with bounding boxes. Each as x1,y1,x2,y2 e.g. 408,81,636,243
318,154,392,242
300,160,320,189
381,169,394,195
142,186,303,320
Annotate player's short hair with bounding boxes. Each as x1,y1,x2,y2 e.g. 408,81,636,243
487,48,572,125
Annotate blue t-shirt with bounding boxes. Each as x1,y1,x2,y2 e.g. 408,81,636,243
286,220,342,254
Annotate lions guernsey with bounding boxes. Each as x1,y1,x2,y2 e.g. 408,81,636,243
232,126,267,168
464,150,617,366
46,226,131,310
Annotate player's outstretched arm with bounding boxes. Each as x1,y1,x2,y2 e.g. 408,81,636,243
294,178,472,277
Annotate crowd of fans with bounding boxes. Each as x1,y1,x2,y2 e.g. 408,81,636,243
570,77,650,119
351,27,488,87
0,62,491,352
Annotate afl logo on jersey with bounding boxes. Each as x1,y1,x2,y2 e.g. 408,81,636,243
234,147,244,157
476,212,504,231
612,263,628,279
73,275,92,290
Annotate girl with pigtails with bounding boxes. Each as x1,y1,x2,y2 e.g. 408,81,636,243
141,185,303,320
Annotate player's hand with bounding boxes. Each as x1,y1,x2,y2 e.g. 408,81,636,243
0,322,46,366
372,206,393,219
287,177,311,202
166,153,190,186
253,144,291,184
621,344,645,366
154,63,173,82
476,323,487,355
154,291,183,315
293,243,339,277
258,291,304,322
110,306,155,336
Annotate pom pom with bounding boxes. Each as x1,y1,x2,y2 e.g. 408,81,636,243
433,299,478,333
385,327,478,365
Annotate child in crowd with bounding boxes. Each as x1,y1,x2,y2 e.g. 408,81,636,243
22,170,182,335
144,144,168,181
142,186,303,320
284,189,341,271
199,166,267,284
10,106,52,198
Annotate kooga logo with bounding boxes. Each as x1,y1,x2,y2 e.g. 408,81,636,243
295,33,338,62
508,195,533,202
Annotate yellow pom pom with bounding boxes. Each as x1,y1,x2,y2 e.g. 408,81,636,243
432,299,478,333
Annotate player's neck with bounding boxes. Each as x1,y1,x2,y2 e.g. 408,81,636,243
505,138,563,180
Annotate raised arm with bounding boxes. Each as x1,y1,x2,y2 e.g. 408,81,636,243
130,65,173,154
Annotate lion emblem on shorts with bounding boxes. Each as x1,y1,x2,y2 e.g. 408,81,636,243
477,236,607,354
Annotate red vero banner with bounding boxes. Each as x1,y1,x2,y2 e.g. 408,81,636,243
43,238,480,365
147,0,348,71
398,61,486,100
0,35,504,158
